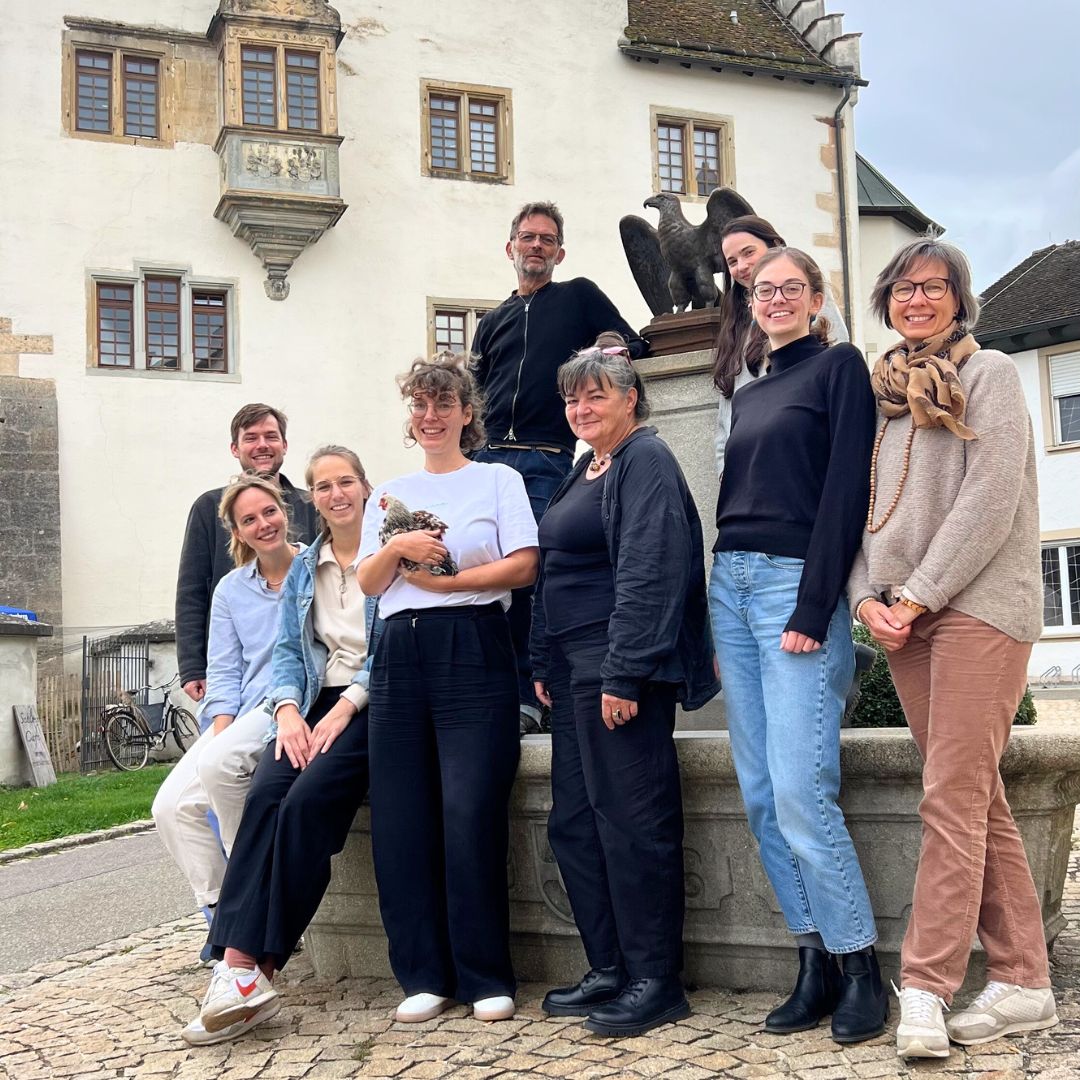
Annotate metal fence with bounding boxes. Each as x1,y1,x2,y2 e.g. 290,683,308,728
37,672,81,774
80,633,150,771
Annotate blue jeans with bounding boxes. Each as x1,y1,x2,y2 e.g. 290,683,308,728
709,550,877,953
472,446,573,711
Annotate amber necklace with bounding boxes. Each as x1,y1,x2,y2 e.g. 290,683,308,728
866,418,916,533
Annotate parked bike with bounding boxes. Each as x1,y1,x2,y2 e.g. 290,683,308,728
102,675,198,771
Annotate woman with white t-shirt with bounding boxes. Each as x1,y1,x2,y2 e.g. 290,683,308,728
358,354,539,1025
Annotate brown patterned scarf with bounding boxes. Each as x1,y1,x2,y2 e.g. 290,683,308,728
870,324,979,439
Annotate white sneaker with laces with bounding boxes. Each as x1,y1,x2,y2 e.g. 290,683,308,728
946,981,1057,1045
181,996,281,1045
199,962,278,1033
894,983,950,1059
473,995,515,1021
394,993,452,1023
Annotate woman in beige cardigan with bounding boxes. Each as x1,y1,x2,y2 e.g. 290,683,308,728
849,238,1057,1061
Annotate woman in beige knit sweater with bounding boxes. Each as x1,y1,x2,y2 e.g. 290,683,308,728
849,238,1058,1061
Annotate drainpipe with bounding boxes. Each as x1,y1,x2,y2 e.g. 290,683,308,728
833,77,855,332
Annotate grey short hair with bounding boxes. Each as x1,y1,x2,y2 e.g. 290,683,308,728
557,345,650,421
509,201,564,245
870,237,981,331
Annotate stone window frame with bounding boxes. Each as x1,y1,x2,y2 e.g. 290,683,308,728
86,264,240,382
221,27,339,137
62,29,175,148
420,79,514,184
1040,533,1080,639
1039,343,1080,454
426,298,496,357
650,106,736,202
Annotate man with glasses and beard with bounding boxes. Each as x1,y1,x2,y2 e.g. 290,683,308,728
471,202,647,734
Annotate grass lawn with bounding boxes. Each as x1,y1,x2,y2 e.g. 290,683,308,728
0,765,171,852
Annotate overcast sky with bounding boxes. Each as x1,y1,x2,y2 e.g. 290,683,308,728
839,0,1080,291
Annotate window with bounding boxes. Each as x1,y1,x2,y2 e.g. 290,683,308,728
651,108,734,199
1047,351,1080,446
421,81,512,182
427,299,494,357
1042,542,1080,630
90,268,236,377
73,47,160,139
238,44,325,133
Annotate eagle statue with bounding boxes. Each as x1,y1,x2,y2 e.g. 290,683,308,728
620,187,755,315
377,493,459,576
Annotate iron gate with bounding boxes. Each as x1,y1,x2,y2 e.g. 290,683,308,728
80,633,150,771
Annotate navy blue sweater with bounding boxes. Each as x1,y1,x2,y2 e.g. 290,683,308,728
471,278,646,452
713,335,875,642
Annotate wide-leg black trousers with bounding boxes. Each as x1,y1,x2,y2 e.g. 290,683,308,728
210,686,369,970
546,630,684,978
368,604,520,1002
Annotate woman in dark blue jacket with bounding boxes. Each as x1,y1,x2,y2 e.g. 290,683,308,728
530,334,719,1038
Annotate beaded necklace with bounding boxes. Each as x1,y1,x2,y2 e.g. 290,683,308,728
866,418,916,533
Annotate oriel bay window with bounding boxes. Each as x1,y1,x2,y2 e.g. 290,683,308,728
240,44,324,132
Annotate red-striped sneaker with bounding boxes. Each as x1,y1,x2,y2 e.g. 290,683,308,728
199,962,278,1033
182,996,281,1045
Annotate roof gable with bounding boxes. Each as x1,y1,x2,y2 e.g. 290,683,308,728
978,242,1080,341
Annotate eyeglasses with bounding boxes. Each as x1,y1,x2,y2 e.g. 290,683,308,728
408,396,460,417
312,476,362,496
751,280,809,302
515,232,560,248
889,278,950,302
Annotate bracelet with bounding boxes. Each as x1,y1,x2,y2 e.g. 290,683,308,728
896,595,928,616
854,597,875,625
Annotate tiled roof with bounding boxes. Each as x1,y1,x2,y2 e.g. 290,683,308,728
856,154,941,235
622,0,853,83
977,241,1080,337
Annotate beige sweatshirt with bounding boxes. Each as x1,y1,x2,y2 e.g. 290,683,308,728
847,349,1042,642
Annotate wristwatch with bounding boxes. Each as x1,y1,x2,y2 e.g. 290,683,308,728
895,595,928,616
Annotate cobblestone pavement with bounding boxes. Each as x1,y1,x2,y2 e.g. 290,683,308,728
1,841,1077,1080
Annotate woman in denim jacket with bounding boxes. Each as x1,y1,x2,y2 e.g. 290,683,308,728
183,445,377,1046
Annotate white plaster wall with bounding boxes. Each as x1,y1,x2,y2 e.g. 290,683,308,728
3,0,854,640
857,215,920,364
0,635,42,787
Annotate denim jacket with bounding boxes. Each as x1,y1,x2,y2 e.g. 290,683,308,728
265,534,382,727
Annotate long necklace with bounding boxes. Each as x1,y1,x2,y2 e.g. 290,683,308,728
866,418,916,533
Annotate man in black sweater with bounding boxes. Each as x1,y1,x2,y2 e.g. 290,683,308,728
175,403,318,705
471,201,647,732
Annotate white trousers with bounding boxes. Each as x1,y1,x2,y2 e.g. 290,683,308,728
151,703,271,907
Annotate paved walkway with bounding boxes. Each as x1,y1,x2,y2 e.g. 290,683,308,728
0,830,1077,1080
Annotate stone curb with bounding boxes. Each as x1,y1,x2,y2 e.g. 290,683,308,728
0,818,155,865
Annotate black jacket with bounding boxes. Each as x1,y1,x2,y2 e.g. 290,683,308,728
174,474,317,685
471,277,647,452
531,427,720,709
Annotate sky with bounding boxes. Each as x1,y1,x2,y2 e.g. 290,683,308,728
838,0,1080,291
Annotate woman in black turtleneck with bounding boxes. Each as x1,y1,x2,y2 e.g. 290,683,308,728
709,248,883,1044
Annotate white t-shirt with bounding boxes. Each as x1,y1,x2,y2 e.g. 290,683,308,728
359,461,538,618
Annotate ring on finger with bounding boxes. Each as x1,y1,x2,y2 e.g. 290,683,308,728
613,709,622,720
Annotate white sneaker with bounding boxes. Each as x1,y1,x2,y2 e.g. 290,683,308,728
895,984,950,1059
473,995,515,1021
394,993,452,1023
181,996,281,1045
946,981,1058,1045
199,962,278,1033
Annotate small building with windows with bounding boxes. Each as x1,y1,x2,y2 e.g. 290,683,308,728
3,0,870,653
977,241,1080,682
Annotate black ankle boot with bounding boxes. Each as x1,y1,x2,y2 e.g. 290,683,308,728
583,976,690,1037
765,947,843,1034
831,947,888,1043
543,966,626,1016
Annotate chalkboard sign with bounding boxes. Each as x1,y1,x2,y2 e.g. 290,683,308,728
13,705,57,788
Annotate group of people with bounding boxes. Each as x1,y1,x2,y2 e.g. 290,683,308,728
152,199,1058,1062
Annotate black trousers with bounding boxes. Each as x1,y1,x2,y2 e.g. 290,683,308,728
546,630,684,978
210,686,369,970
369,604,520,1001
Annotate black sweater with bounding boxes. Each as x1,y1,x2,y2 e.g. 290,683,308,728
471,277,646,452
713,335,875,642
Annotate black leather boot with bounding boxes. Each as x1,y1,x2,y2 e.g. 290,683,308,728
583,976,690,1037
765,947,843,1034
831,947,889,1043
543,966,626,1016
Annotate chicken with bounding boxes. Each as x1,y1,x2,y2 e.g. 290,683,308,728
377,493,459,576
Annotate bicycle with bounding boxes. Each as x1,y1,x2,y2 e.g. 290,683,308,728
101,675,199,771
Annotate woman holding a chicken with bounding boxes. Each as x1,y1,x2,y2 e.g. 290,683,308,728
358,354,538,1025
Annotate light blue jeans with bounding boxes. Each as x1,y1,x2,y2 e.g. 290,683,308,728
709,550,877,953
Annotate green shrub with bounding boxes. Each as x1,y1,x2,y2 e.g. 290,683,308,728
849,624,1037,728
